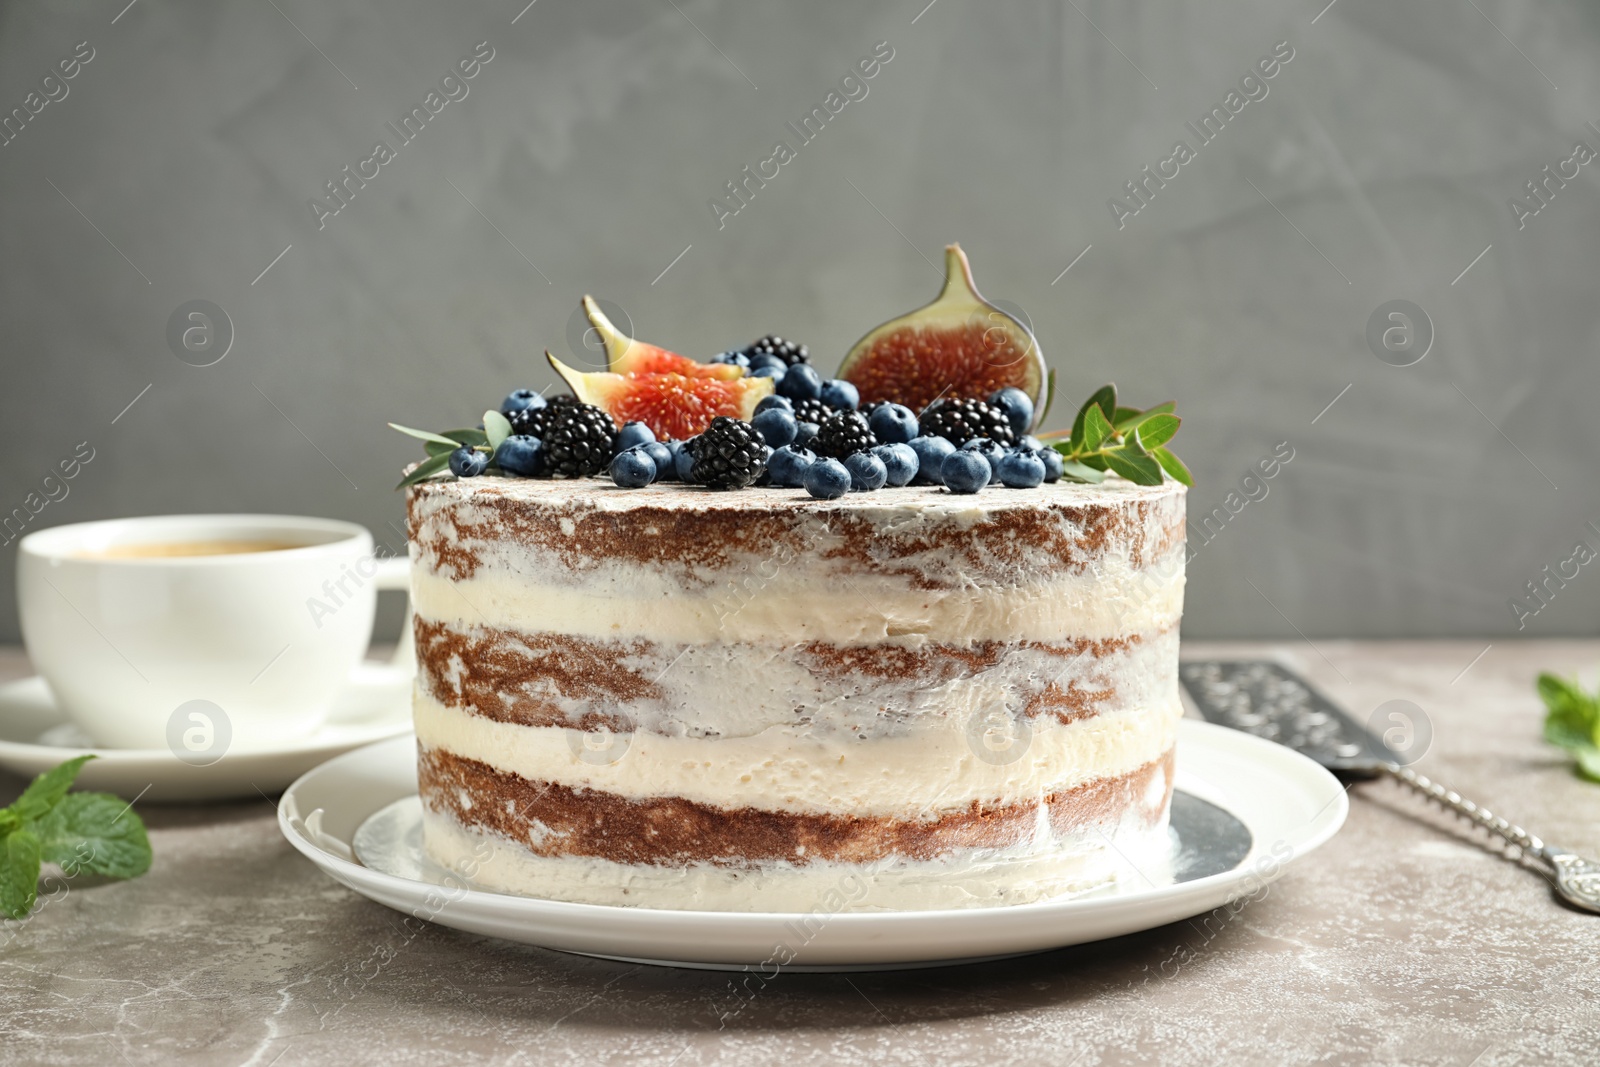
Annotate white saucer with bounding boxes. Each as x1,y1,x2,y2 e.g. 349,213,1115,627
0,666,411,802
278,720,1347,970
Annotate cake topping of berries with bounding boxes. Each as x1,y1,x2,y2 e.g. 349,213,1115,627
918,396,1016,447
812,410,880,459
688,416,769,490
543,401,618,478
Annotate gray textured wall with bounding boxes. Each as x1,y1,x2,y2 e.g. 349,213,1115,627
2,0,1598,643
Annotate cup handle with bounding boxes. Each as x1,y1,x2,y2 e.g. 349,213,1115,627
372,556,414,677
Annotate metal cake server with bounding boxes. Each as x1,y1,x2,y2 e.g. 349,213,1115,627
1179,660,1600,915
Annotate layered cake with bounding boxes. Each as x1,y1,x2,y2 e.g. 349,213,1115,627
407,477,1186,910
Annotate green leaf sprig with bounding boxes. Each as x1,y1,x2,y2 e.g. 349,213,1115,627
1038,383,1194,487
389,409,511,489
0,755,152,920
1536,672,1600,782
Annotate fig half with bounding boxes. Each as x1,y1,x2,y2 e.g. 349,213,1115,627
838,244,1046,418
581,295,744,379
548,351,772,441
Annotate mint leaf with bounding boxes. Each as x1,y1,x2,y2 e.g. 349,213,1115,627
1153,446,1194,486
483,410,512,452
1576,746,1600,783
396,452,452,489
1,830,41,920
9,755,94,823
1538,672,1600,749
388,423,467,449
1082,404,1114,452
34,793,151,880
1133,413,1181,450
1105,448,1164,485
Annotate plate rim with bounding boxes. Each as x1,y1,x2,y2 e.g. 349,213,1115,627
279,720,1348,928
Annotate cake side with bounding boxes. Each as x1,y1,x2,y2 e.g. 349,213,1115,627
409,478,1186,910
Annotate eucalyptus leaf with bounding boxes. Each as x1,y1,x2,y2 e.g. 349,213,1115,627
483,410,513,452
388,423,466,449
1111,406,1144,426
1070,385,1117,449
1152,446,1194,486
424,439,456,458
1105,449,1164,485
1133,413,1181,450
1059,460,1107,484
1082,404,1114,452
396,452,452,489
440,428,489,447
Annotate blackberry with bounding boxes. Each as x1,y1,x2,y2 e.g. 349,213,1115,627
506,405,547,438
543,402,617,478
791,397,830,425
812,410,879,459
741,334,809,367
918,397,1016,447
688,417,768,490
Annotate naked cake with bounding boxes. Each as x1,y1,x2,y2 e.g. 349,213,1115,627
406,477,1186,911
392,244,1195,911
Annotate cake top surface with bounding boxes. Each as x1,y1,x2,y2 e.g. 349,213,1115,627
409,474,1185,516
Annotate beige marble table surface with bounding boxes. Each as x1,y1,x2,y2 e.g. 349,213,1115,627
2,640,1597,1067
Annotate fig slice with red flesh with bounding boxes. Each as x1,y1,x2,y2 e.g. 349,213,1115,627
547,351,773,441
581,296,743,380
837,244,1046,420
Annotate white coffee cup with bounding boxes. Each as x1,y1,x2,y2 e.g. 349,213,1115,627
17,514,412,752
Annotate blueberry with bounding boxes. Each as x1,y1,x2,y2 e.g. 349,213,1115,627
612,421,656,454
776,362,823,402
712,350,751,368
820,379,860,411
1020,435,1043,452
941,451,990,493
868,402,918,445
996,450,1045,488
794,421,820,449
609,447,656,488
768,445,817,488
755,395,794,416
802,457,852,499
989,387,1034,438
670,438,697,483
1036,446,1064,484
448,446,488,478
500,389,546,416
960,437,1007,475
493,435,543,477
844,452,888,491
642,440,675,479
908,435,956,485
751,407,799,448
748,353,787,374
872,443,918,487
751,364,786,385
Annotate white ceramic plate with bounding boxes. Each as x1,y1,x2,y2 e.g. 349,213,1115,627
0,666,411,801
279,720,1347,970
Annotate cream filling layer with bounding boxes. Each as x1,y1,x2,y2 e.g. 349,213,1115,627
421,805,1174,912
414,690,1182,818
408,558,1185,645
